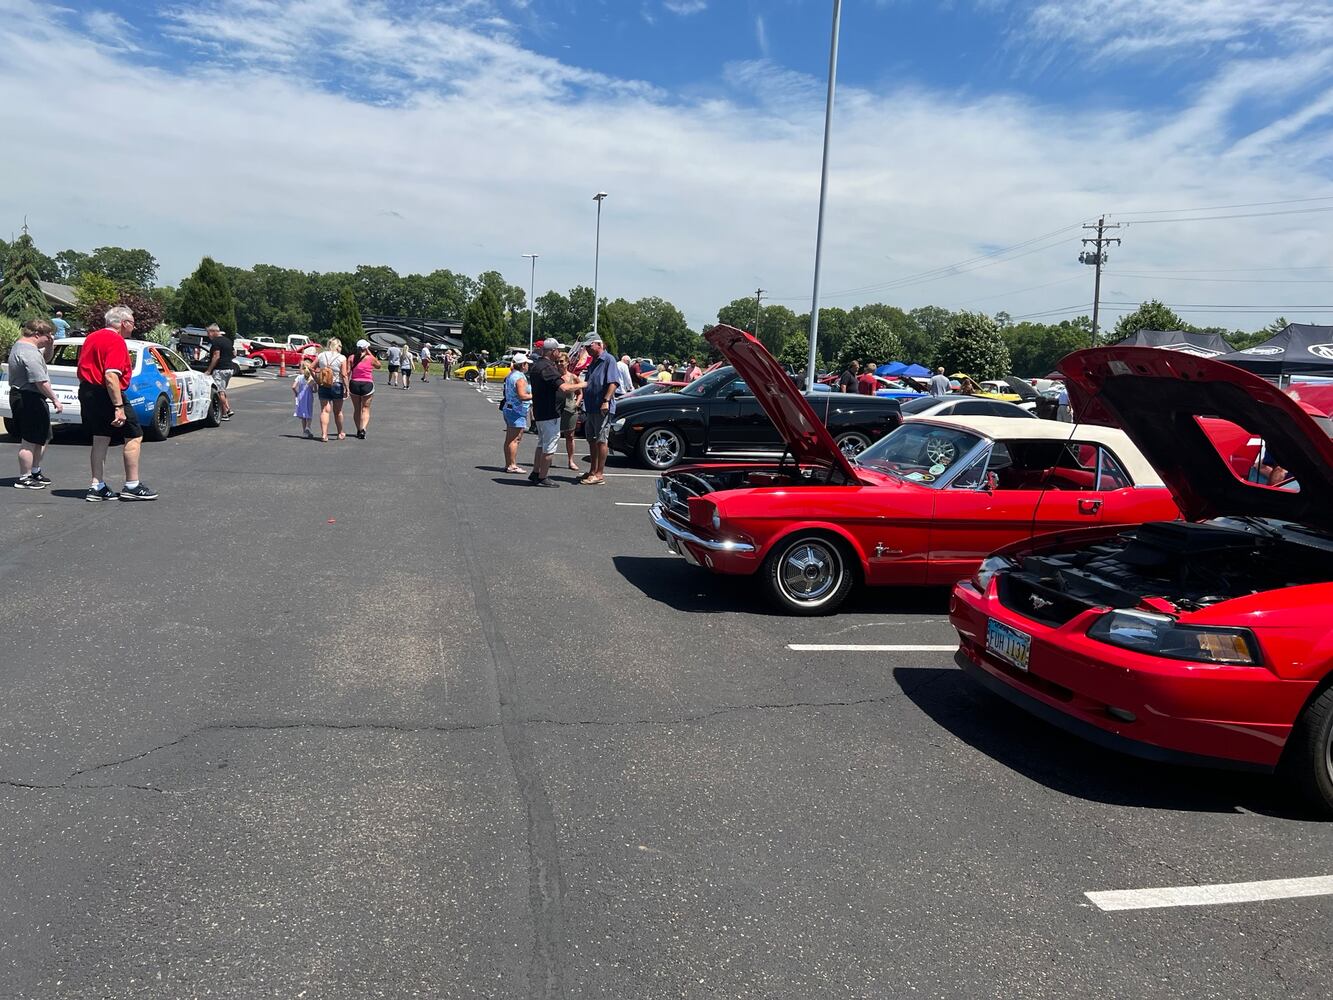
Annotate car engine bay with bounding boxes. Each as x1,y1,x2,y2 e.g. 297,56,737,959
1008,520,1333,614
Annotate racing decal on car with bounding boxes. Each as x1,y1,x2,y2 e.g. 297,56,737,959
150,349,187,424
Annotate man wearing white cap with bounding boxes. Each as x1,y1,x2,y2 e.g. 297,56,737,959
579,334,620,485
527,337,567,486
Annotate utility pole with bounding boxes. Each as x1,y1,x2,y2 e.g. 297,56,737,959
753,288,765,339
1080,216,1121,346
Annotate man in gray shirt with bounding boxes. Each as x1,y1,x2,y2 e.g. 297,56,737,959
928,367,952,397
7,319,64,489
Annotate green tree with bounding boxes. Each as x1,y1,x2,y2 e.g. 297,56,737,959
86,247,158,289
836,316,902,372
176,257,238,334
463,285,506,357
1111,299,1188,341
934,311,1011,379
1003,317,1091,377
329,287,363,349
0,231,51,322
54,249,91,283
778,332,821,371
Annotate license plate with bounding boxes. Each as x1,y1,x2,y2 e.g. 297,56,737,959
986,619,1032,671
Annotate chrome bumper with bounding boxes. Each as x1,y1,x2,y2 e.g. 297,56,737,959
648,503,756,554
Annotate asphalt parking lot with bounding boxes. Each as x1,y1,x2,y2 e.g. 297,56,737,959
1,373,1330,999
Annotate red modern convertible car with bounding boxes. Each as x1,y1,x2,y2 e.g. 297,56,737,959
649,326,1179,614
951,347,1333,813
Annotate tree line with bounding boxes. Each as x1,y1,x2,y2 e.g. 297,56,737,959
0,227,1286,378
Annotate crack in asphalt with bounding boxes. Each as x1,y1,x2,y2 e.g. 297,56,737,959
442,398,569,1000
0,697,915,796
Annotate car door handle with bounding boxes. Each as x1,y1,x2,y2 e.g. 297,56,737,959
1078,498,1103,514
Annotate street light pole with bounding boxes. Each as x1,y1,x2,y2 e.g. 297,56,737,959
806,0,843,393
592,192,608,341
522,253,539,352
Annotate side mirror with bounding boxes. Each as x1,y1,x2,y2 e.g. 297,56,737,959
984,471,1000,493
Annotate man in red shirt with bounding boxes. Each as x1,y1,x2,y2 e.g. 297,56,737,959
77,305,158,501
856,369,879,395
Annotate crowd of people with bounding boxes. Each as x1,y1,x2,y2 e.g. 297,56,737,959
6,306,159,500
497,335,621,487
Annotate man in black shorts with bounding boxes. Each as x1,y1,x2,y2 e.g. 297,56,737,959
76,305,158,501
203,324,235,419
7,319,63,489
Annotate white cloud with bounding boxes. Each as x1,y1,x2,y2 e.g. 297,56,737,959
1,0,1332,335
663,0,708,14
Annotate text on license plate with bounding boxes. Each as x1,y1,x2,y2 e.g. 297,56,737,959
986,619,1031,671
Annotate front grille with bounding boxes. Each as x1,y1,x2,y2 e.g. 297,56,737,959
997,573,1090,627
656,473,711,521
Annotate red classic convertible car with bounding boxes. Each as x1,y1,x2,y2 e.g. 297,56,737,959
649,326,1179,614
246,342,322,369
951,347,1333,813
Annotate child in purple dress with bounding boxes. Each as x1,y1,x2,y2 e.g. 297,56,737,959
292,362,315,437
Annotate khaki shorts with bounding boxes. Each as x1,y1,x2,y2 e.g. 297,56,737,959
536,418,560,454
584,410,612,443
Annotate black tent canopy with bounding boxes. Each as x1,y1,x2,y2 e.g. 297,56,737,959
1215,324,1333,378
1111,329,1235,357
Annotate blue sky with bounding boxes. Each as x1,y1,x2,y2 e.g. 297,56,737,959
4,0,1333,331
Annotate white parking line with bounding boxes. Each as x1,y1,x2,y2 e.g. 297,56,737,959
1086,875,1333,912
778,650,959,658
604,473,660,478
615,502,654,507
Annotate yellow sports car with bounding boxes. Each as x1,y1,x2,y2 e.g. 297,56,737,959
453,361,513,382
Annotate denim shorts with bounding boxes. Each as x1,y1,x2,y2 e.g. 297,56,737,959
318,384,345,401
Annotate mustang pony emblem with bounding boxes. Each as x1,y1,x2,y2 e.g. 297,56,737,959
1030,594,1053,610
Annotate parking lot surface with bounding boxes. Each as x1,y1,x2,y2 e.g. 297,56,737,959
1,374,1330,999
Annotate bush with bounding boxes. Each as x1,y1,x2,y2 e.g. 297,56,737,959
933,311,1011,380
836,317,902,372
0,315,20,358
144,322,173,345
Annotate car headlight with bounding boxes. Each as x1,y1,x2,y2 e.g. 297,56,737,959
1087,610,1261,665
612,417,626,432
712,508,722,531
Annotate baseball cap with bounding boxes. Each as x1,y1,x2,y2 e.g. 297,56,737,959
512,351,530,365
540,337,567,351
356,339,370,348
586,334,604,345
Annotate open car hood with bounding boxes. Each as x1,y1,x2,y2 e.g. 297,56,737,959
1060,346,1333,529
705,325,859,483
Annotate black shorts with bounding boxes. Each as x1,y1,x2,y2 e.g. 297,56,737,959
79,382,143,442
387,364,400,373
9,389,52,445
349,379,375,397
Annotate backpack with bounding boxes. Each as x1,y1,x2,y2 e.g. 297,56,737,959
317,352,336,387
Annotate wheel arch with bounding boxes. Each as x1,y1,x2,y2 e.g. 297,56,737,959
761,522,868,582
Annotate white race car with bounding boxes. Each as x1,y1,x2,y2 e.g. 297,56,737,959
1,337,222,440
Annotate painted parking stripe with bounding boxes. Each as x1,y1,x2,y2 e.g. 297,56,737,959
615,502,654,507
1086,875,1333,912
778,650,959,658
604,473,660,478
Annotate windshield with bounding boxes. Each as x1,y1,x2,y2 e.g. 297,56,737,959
48,342,141,369
856,423,985,486
900,395,952,414
678,366,734,397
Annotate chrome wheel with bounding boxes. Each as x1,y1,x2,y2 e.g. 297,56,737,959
640,427,684,470
777,539,841,605
835,431,871,461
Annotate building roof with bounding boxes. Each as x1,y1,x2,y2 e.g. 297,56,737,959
38,280,78,308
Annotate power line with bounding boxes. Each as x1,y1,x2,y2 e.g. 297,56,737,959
1117,205,1333,225
1104,272,1333,284
1080,216,1121,344
1112,195,1333,216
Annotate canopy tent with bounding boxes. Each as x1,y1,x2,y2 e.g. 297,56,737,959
1111,329,1234,357
1216,324,1333,378
875,361,908,376
902,363,931,378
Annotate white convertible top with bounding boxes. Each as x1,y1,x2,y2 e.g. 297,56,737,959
909,415,1166,488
